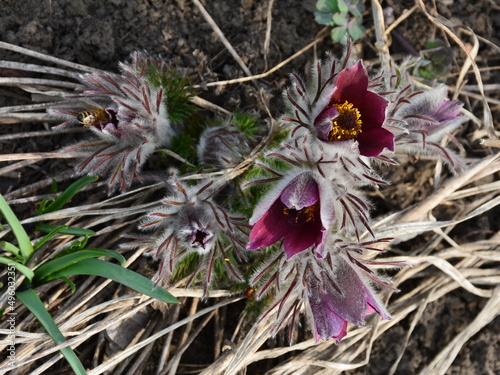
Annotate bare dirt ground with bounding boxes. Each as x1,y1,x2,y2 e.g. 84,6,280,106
0,0,499,374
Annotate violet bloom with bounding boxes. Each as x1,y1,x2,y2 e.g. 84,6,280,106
283,47,395,159
249,240,397,343
313,61,394,157
54,52,174,192
127,177,246,292
389,85,467,171
395,85,464,140
307,255,391,342
247,171,335,259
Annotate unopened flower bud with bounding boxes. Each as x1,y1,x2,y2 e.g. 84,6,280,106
197,124,251,167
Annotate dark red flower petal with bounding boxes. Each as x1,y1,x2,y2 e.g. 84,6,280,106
281,213,324,259
313,61,393,157
357,126,395,157
332,61,369,105
246,200,290,250
355,90,388,130
247,173,326,257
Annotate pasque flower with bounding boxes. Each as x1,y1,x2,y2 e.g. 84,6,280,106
54,52,175,192
388,85,466,171
250,239,397,342
197,123,251,167
246,170,336,259
313,61,394,157
306,254,391,341
283,46,394,158
125,176,247,293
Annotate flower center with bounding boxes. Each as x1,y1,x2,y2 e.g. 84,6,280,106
327,101,363,141
283,202,320,224
192,229,209,248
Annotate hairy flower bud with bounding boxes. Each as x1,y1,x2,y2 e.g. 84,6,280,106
249,238,399,342
388,85,466,171
174,205,216,255
306,254,391,342
197,124,251,167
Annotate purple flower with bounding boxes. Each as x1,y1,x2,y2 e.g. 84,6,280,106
389,85,467,171
126,177,247,293
395,85,464,139
54,52,175,192
283,48,395,158
249,239,398,343
247,171,335,259
307,255,390,342
174,205,216,254
313,61,394,157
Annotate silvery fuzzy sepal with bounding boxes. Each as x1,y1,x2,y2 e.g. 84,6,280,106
126,177,248,295
57,52,175,192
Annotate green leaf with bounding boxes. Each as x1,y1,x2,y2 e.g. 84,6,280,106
347,19,365,40
350,4,363,18
425,38,445,50
68,236,91,251
332,12,348,26
16,288,87,375
43,258,178,304
169,132,198,164
38,175,98,215
146,62,197,125
314,12,334,25
36,224,95,237
34,224,96,252
0,194,34,261
50,178,58,194
315,0,328,11
331,26,348,43
232,110,260,139
38,197,55,215
33,225,68,251
0,241,22,257
316,0,339,12
337,0,348,13
0,257,34,280
33,249,126,284
59,276,77,292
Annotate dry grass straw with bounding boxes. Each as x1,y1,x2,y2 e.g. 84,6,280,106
1,1,499,374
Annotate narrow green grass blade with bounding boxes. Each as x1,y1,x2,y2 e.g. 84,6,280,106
59,276,77,292
33,249,126,283
43,258,179,304
0,256,34,280
16,288,87,375
0,194,34,261
0,241,22,257
33,225,69,251
38,175,98,215
36,223,96,237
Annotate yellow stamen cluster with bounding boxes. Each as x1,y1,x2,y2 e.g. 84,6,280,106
327,101,363,141
283,203,319,224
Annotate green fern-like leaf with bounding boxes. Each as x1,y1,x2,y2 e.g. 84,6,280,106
146,62,198,125
232,110,260,139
